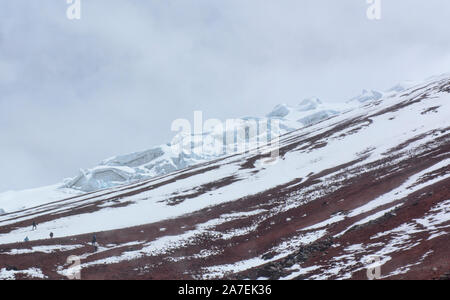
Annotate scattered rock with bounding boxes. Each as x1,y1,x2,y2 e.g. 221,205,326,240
242,237,334,280
439,271,450,280
262,252,276,260
6,265,18,271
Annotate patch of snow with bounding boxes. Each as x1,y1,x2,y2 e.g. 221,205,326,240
6,244,83,255
0,267,47,280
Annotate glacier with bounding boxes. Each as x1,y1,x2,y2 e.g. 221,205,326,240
63,97,351,192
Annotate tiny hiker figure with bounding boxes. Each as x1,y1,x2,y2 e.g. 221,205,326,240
24,236,29,243
32,221,37,231
92,234,98,252
50,232,54,239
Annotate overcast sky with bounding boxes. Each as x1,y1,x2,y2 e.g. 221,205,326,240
1,0,449,192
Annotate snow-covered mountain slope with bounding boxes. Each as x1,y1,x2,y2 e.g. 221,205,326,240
61,98,350,193
0,74,449,280
61,78,435,194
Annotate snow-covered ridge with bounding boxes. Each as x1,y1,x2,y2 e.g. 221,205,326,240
61,97,352,193
60,78,420,194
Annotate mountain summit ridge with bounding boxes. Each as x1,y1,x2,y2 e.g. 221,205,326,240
62,97,349,192
62,78,426,193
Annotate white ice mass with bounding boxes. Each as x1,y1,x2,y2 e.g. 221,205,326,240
62,97,353,193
